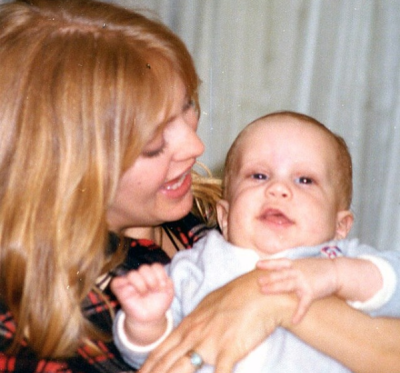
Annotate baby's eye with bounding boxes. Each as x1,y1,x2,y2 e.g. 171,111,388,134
251,173,268,180
296,176,313,185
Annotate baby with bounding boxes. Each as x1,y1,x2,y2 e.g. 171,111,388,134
112,111,400,372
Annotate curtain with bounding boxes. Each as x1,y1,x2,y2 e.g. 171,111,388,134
2,0,399,252
115,0,400,252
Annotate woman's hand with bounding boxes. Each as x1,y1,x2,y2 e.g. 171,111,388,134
256,258,339,324
138,269,297,373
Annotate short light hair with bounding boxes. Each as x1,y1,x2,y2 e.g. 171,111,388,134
223,111,353,209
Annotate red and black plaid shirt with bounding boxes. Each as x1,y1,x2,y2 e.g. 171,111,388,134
0,214,209,373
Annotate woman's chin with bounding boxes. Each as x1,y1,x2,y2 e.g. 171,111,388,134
163,196,194,222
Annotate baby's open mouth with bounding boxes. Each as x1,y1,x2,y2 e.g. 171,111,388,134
259,208,294,226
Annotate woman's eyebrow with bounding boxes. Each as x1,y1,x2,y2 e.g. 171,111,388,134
164,96,190,125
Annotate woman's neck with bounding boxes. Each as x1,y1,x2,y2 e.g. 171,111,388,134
124,226,155,241
123,226,183,258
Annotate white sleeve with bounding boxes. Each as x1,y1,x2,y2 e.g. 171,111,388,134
347,255,397,312
113,309,174,368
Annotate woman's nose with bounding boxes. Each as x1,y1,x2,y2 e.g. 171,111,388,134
183,128,205,159
167,115,205,161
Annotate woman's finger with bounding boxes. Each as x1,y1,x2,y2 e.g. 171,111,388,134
163,348,207,373
214,350,236,373
141,269,297,373
139,327,187,373
291,292,312,324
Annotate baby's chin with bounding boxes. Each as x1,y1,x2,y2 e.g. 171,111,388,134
232,242,285,258
251,238,303,257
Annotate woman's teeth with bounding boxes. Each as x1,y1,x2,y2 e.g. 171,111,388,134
164,172,187,190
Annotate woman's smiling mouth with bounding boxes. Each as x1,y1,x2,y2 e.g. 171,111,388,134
164,171,189,190
161,171,192,198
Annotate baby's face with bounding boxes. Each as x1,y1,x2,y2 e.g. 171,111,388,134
217,116,352,256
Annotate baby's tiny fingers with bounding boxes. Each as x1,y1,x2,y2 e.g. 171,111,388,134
110,275,128,292
137,264,167,290
259,275,300,295
152,265,171,287
256,258,293,270
258,267,298,286
126,270,149,294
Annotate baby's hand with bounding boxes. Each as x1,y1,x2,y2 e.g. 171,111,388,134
111,263,174,324
256,258,339,324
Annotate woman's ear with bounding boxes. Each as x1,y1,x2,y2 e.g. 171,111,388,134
216,199,230,240
335,210,354,240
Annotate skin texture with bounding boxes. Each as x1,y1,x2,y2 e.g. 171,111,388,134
137,269,298,373
289,296,400,373
112,116,383,353
216,116,353,255
112,263,175,346
217,117,380,322
132,116,400,373
107,79,204,231
137,270,400,373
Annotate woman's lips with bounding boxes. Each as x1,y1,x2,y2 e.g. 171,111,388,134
161,171,192,198
164,172,188,190
259,208,294,226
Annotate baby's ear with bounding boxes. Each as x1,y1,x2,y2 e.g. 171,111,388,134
335,210,354,240
216,199,230,239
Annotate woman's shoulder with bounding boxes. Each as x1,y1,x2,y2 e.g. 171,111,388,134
108,213,213,275
0,296,133,373
163,212,212,249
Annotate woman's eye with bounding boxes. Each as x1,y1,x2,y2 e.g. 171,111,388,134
143,146,165,158
183,98,195,112
142,139,166,158
251,173,268,180
296,176,313,185
182,97,199,128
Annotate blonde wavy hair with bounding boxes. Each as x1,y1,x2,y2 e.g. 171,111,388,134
192,162,222,227
0,0,200,358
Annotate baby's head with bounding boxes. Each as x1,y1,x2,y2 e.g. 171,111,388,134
217,111,354,256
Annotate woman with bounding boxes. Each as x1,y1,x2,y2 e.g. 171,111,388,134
0,0,210,371
0,1,398,372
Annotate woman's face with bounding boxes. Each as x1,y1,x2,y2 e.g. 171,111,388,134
107,80,204,232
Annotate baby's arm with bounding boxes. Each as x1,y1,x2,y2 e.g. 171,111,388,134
256,257,383,324
111,263,174,346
